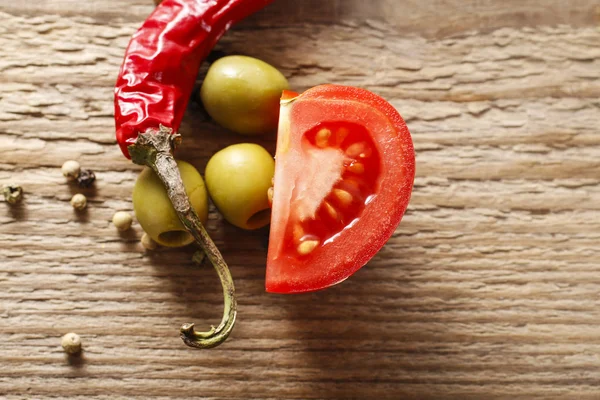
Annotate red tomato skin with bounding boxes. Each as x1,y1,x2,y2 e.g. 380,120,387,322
280,90,300,100
266,85,415,294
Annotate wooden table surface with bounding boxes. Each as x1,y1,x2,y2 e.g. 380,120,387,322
1,0,600,398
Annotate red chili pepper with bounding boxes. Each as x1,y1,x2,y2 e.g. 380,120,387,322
113,0,274,350
114,0,273,158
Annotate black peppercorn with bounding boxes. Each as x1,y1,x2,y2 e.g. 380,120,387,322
3,184,23,205
77,169,96,188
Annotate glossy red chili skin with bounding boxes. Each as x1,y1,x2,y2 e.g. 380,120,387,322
114,0,273,158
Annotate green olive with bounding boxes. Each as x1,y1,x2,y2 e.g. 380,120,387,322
205,143,274,230
200,55,289,135
133,160,208,247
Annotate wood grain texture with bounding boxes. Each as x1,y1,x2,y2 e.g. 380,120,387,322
1,0,600,398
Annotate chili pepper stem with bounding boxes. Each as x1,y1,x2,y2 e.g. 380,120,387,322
128,125,236,349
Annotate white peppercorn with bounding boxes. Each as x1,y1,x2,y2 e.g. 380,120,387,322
70,193,87,210
141,233,158,250
61,160,81,181
61,332,82,354
112,211,133,231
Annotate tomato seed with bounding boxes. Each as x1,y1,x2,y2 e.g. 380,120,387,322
332,188,353,206
336,127,349,145
297,239,319,255
315,128,331,148
347,162,364,174
346,142,371,158
293,224,304,242
339,179,362,196
322,201,338,220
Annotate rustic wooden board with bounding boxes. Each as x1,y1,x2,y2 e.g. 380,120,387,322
1,0,600,398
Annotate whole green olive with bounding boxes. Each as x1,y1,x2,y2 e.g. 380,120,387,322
133,160,208,247
205,143,274,230
200,55,289,135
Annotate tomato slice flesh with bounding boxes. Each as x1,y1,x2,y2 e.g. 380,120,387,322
267,85,415,294
283,121,381,259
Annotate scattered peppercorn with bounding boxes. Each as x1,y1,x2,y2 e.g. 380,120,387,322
3,184,23,205
141,233,158,250
61,332,82,354
70,193,87,210
61,160,81,181
112,211,133,231
77,169,96,188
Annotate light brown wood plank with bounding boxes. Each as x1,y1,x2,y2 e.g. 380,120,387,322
1,0,600,399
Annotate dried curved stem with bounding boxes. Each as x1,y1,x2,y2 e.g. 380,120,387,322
128,126,236,349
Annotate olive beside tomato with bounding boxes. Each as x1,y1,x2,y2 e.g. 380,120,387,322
200,55,289,135
133,160,208,248
133,55,285,244
204,143,274,230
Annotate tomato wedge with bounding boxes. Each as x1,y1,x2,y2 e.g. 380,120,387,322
266,84,415,293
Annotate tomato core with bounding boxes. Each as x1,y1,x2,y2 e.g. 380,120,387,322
282,121,381,260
